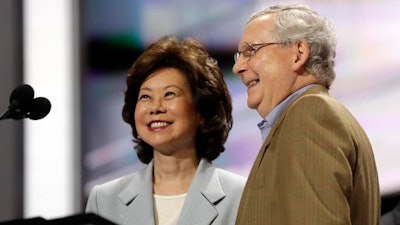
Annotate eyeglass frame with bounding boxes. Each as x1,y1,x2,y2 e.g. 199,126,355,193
234,42,285,62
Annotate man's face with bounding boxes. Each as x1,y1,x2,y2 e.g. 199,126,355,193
232,14,299,118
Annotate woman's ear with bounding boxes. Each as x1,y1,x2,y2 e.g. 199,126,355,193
292,40,310,72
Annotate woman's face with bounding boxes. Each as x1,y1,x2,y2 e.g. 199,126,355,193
134,68,201,155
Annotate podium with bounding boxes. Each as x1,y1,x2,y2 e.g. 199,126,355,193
0,213,117,225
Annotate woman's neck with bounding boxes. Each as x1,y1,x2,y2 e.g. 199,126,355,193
152,153,200,195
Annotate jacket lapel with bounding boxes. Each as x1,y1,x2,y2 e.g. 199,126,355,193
118,162,156,225
177,159,225,225
114,159,225,225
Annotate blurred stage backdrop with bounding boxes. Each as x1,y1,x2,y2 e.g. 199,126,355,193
80,0,400,203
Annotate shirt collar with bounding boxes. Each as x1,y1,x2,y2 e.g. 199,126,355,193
258,84,315,141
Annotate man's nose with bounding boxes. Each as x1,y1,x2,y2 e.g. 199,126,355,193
232,58,247,75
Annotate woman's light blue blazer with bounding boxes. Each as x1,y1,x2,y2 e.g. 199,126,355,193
86,159,246,225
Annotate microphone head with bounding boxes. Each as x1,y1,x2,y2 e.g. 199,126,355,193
27,97,51,120
5,84,35,119
9,84,35,109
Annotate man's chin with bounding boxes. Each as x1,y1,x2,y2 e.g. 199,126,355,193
247,101,257,110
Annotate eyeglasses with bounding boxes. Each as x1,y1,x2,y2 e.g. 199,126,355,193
234,42,283,62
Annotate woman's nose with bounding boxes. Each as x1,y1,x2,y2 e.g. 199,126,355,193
149,100,166,115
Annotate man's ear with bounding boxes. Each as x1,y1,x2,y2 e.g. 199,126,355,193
292,40,310,72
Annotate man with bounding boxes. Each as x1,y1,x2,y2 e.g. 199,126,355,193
232,4,380,225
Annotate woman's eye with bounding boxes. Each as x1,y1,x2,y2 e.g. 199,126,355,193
138,94,150,100
165,91,176,97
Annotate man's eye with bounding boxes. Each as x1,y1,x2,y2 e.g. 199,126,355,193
242,49,252,57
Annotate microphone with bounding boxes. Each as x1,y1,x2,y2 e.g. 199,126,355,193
0,84,51,120
28,97,51,120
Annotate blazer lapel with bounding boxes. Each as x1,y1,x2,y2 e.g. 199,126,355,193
118,162,156,225
177,159,225,225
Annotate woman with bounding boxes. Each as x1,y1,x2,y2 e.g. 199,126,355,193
86,35,246,225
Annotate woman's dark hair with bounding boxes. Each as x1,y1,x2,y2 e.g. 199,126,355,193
122,35,233,164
